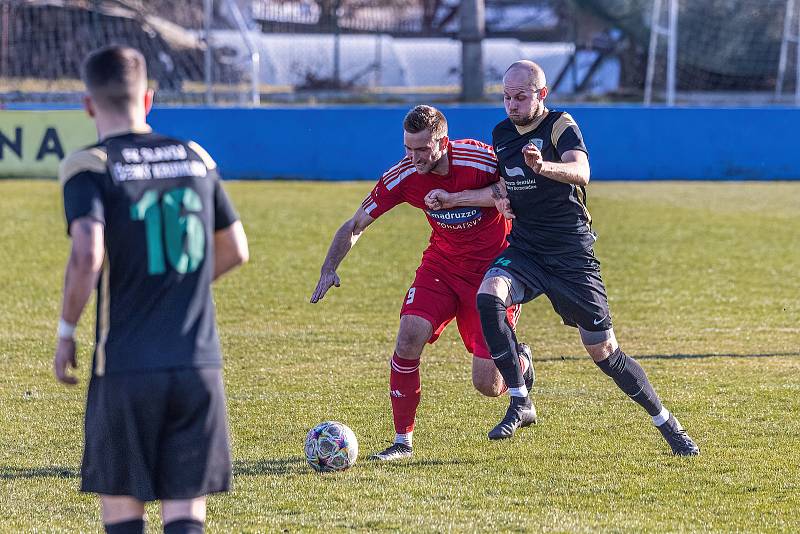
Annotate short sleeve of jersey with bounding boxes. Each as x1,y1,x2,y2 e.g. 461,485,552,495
213,177,239,231
361,159,413,219
551,113,588,157
63,172,105,235
59,148,109,236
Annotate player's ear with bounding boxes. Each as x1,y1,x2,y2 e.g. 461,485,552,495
439,135,449,151
83,94,95,118
144,88,155,115
539,86,549,100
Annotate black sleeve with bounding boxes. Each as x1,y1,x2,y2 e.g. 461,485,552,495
213,177,239,231
555,123,588,157
63,172,105,235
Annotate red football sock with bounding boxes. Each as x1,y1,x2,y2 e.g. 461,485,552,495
389,353,421,435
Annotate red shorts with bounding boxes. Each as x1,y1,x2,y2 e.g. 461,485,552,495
400,260,521,359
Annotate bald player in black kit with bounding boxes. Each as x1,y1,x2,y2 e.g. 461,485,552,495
475,60,700,456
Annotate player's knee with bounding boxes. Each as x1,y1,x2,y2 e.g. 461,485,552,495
395,316,431,359
395,338,424,360
580,328,617,362
585,339,616,362
395,329,427,360
477,276,510,302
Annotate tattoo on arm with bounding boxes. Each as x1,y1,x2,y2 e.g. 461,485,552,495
490,182,504,200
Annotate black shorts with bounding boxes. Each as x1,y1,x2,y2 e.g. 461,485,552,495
486,245,612,332
81,367,232,501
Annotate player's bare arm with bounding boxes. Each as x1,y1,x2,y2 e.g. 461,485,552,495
425,178,515,219
522,144,590,186
213,221,249,281
424,185,495,210
311,206,375,303
54,217,104,385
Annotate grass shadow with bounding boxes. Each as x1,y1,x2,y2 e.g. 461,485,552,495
0,466,80,479
636,351,800,360
536,351,800,362
368,457,480,469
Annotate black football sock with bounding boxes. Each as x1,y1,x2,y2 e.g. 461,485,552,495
506,317,519,345
164,518,204,534
477,294,525,394
595,347,664,417
105,519,144,534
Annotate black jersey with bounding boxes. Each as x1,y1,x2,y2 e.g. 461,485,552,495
59,127,239,376
493,111,594,255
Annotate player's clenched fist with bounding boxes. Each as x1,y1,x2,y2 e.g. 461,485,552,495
522,143,544,174
424,189,455,210
311,270,341,303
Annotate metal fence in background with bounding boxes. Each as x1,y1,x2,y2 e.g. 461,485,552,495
1,0,799,106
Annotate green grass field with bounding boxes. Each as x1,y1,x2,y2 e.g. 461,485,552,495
1,180,798,532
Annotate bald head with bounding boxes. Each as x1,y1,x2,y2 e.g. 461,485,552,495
504,60,547,89
82,45,148,112
502,60,548,127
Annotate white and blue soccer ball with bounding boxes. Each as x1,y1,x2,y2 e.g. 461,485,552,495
304,421,359,473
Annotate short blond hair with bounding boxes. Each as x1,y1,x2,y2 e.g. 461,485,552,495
403,105,448,140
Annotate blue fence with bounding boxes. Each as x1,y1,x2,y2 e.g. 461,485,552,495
2,105,795,180
146,105,799,181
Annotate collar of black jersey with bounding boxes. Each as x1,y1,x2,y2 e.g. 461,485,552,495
513,108,550,135
100,125,153,141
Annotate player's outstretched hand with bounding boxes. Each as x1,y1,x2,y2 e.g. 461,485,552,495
424,189,455,211
311,270,341,303
53,337,78,385
522,143,544,174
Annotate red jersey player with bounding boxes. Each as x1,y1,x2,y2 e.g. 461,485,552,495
310,105,534,460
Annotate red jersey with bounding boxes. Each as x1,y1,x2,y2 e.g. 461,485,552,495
361,139,511,276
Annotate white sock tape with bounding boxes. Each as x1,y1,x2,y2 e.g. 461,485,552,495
652,407,670,427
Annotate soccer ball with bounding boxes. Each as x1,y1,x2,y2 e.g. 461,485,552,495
304,421,359,473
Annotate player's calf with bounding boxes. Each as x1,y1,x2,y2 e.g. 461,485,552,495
476,293,526,397
587,336,699,456
472,357,506,397
472,344,534,397
590,342,664,419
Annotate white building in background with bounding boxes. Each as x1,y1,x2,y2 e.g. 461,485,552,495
209,31,620,95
